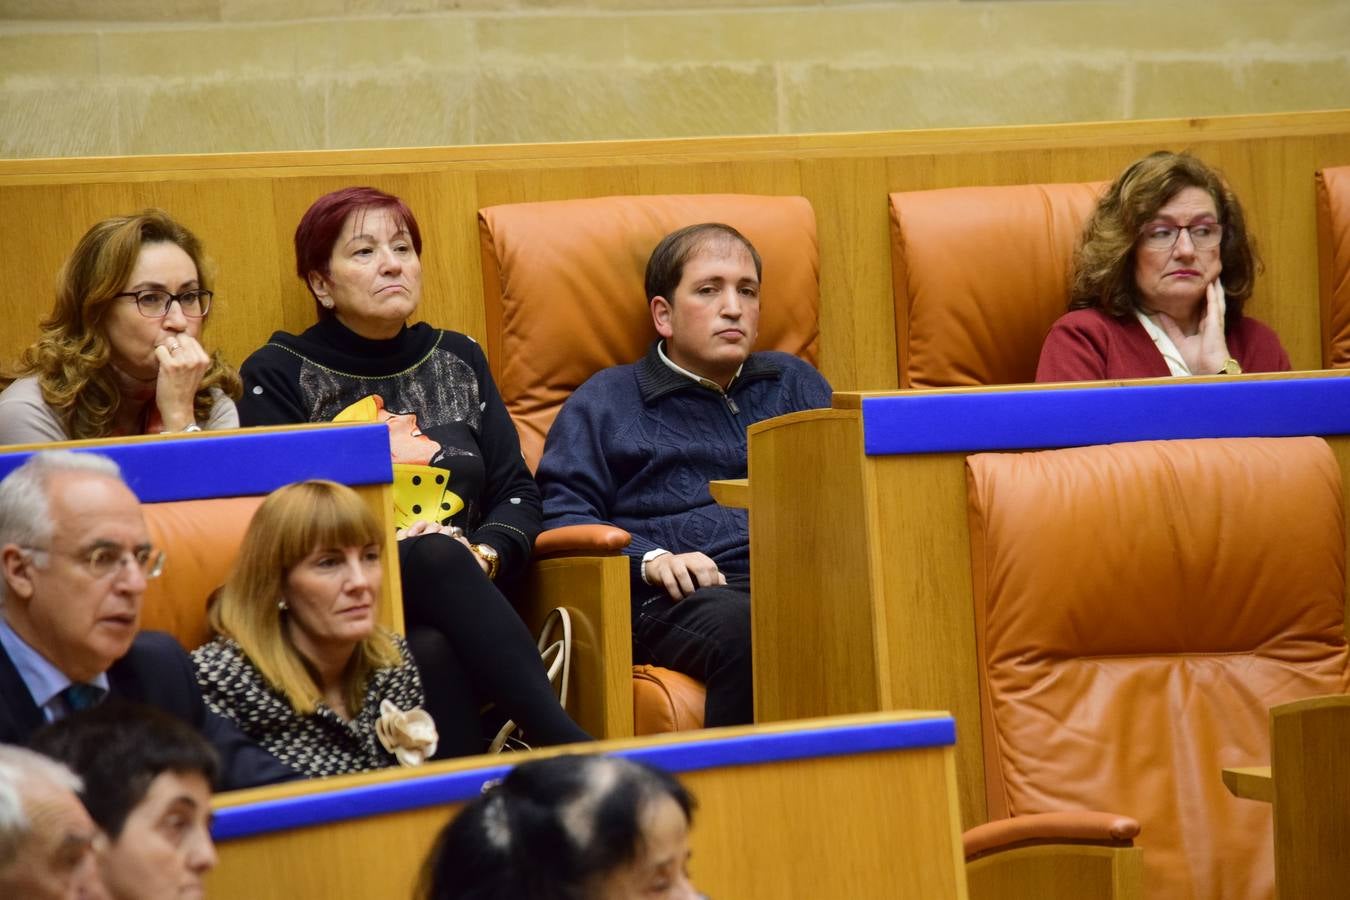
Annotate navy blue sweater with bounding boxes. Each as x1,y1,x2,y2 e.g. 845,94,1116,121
537,344,831,601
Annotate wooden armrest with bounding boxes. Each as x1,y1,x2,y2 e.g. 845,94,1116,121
515,553,634,739
963,811,1141,861
1222,765,1273,803
534,524,631,556
709,478,749,509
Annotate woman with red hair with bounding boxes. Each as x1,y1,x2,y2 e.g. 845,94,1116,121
238,187,589,757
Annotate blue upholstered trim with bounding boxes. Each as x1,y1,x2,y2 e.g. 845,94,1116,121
863,377,1350,455
212,715,956,841
0,425,393,502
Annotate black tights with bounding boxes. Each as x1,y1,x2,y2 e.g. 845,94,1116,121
399,534,591,757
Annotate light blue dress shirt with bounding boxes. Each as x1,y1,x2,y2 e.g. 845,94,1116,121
0,615,110,722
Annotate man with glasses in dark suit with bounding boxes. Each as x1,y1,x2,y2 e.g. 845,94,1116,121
0,450,293,790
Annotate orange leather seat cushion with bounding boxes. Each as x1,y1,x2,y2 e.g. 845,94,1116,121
632,665,706,735
1316,166,1350,367
967,437,1349,900
890,182,1105,388
479,194,821,470
141,496,262,650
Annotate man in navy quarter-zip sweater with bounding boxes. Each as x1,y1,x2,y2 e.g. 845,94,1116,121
536,223,832,727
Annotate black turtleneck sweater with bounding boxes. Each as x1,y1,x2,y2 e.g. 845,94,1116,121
237,318,541,575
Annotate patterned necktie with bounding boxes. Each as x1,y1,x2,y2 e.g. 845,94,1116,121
59,683,105,715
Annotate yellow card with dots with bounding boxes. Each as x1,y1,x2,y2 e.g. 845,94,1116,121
392,463,464,530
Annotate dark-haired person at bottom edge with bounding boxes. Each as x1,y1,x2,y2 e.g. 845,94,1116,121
0,450,296,790
536,224,832,727
31,700,219,900
420,754,703,900
1036,150,1290,382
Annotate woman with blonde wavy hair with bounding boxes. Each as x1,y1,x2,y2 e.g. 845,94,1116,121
0,209,240,444
193,480,440,778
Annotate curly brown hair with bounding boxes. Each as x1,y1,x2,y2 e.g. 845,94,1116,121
1069,151,1260,330
2,210,241,439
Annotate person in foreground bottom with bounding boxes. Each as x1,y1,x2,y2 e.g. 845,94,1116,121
420,754,703,900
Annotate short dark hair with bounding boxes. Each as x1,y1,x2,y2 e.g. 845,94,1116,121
1069,151,1260,328
643,222,762,306
293,186,423,318
29,700,219,839
419,755,695,900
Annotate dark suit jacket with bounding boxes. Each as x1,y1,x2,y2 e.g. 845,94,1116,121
0,630,296,791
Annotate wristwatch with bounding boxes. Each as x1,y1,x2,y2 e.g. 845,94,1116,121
471,542,500,580
1218,358,1242,376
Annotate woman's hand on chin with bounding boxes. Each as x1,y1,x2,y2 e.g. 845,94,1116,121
1155,280,1231,375
153,333,211,431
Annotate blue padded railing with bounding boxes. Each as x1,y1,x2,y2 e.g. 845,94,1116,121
862,376,1350,455
0,424,392,503
213,714,956,841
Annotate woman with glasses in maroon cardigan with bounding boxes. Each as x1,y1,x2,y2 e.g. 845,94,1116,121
1037,152,1290,382
0,209,239,445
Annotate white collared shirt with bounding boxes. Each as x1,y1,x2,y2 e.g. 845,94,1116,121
1134,309,1192,377
655,340,744,391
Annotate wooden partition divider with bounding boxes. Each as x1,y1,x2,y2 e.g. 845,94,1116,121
207,711,968,900
519,553,634,738
745,370,1350,829
0,426,645,739
1225,694,1350,899
0,424,404,640
2,110,1350,394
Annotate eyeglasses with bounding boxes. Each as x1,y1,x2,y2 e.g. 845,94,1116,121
1138,221,1224,252
22,543,165,580
114,289,213,318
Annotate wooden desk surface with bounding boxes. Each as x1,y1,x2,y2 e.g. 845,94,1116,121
209,711,969,900
709,477,749,509
1222,766,1274,804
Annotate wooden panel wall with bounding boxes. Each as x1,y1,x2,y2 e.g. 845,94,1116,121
3,110,1349,390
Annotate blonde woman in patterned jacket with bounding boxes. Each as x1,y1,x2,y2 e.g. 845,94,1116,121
192,480,437,777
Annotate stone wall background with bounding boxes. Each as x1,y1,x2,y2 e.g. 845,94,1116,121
1,0,1347,158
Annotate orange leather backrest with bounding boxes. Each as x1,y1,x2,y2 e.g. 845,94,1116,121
890,182,1105,388
141,496,262,650
479,194,820,471
1316,166,1350,367
967,437,1349,900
